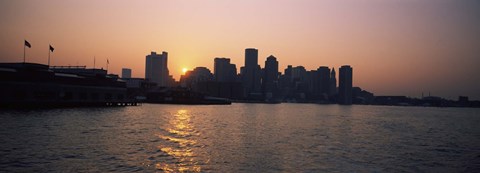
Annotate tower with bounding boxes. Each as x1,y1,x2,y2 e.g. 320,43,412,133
263,55,279,95
339,65,353,105
243,48,261,94
145,51,169,86
317,66,331,96
329,68,337,96
214,57,237,82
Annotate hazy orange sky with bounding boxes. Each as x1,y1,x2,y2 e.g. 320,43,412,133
1,0,479,99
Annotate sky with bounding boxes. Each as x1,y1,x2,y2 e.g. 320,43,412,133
0,0,479,99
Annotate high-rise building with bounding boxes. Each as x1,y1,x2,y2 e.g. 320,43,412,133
317,66,331,96
329,68,337,96
214,57,237,82
292,66,307,81
262,55,279,94
284,65,293,81
121,68,131,78
292,66,308,92
307,70,318,96
243,48,261,94
339,65,353,105
278,65,292,91
145,51,169,86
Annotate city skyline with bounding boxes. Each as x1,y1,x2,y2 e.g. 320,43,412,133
1,0,479,99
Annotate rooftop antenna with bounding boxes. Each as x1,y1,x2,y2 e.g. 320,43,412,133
93,56,96,69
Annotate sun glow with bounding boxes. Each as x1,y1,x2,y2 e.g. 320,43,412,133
182,68,188,74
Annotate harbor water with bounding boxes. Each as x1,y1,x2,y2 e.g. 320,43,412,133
1,104,479,172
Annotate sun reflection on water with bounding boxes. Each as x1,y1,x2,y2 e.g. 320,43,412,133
156,109,202,172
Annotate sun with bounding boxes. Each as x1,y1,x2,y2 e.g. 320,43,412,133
182,68,188,74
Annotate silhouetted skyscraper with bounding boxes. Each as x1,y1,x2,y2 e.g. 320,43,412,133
145,51,169,86
262,55,279,95
339,65,353,105
317,66,331,96
243,48,261,94
329,68,337,96
307,70,318,96
292,66,307,81
214,57,237,82
121,68,131,78
291,66,308,93
285,65,293,81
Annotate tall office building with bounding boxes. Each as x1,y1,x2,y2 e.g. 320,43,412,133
308,70,319,95
121,68,132,78
292,66,307,81
145,51,169,86
317,66,331,95
339,65,353,105
263,55,279,94
292,66,308,92
329,68,337,96
243,48,261,94
284,65,293,81
214,57,237,82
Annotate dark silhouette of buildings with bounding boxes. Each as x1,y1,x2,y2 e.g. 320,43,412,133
317,66,331,99
339,65,353,105
278,65,310,101
180,67,214,89
146,51,170,86
458,96,469,104
195,81,244,100
122,77,156,101
0,63,136,108
214,57,237,82
242,48,262,96
122,68,132,78
181,61,244,100
291,66,308,97
329,68,337,96
3,47,479,107
352,87,374,104
262,55,279,99
276,65,337,103
147,50,374,105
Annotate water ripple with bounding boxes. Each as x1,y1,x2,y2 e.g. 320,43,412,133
0,104,479,172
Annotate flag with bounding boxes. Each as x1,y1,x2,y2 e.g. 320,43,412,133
49,45,54,52
24,40,31,48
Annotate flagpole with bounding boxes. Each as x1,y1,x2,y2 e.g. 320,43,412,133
93,56,96,69
23,43,26,63
48,47,50,66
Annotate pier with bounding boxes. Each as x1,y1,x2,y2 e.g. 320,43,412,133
0,62,139,109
